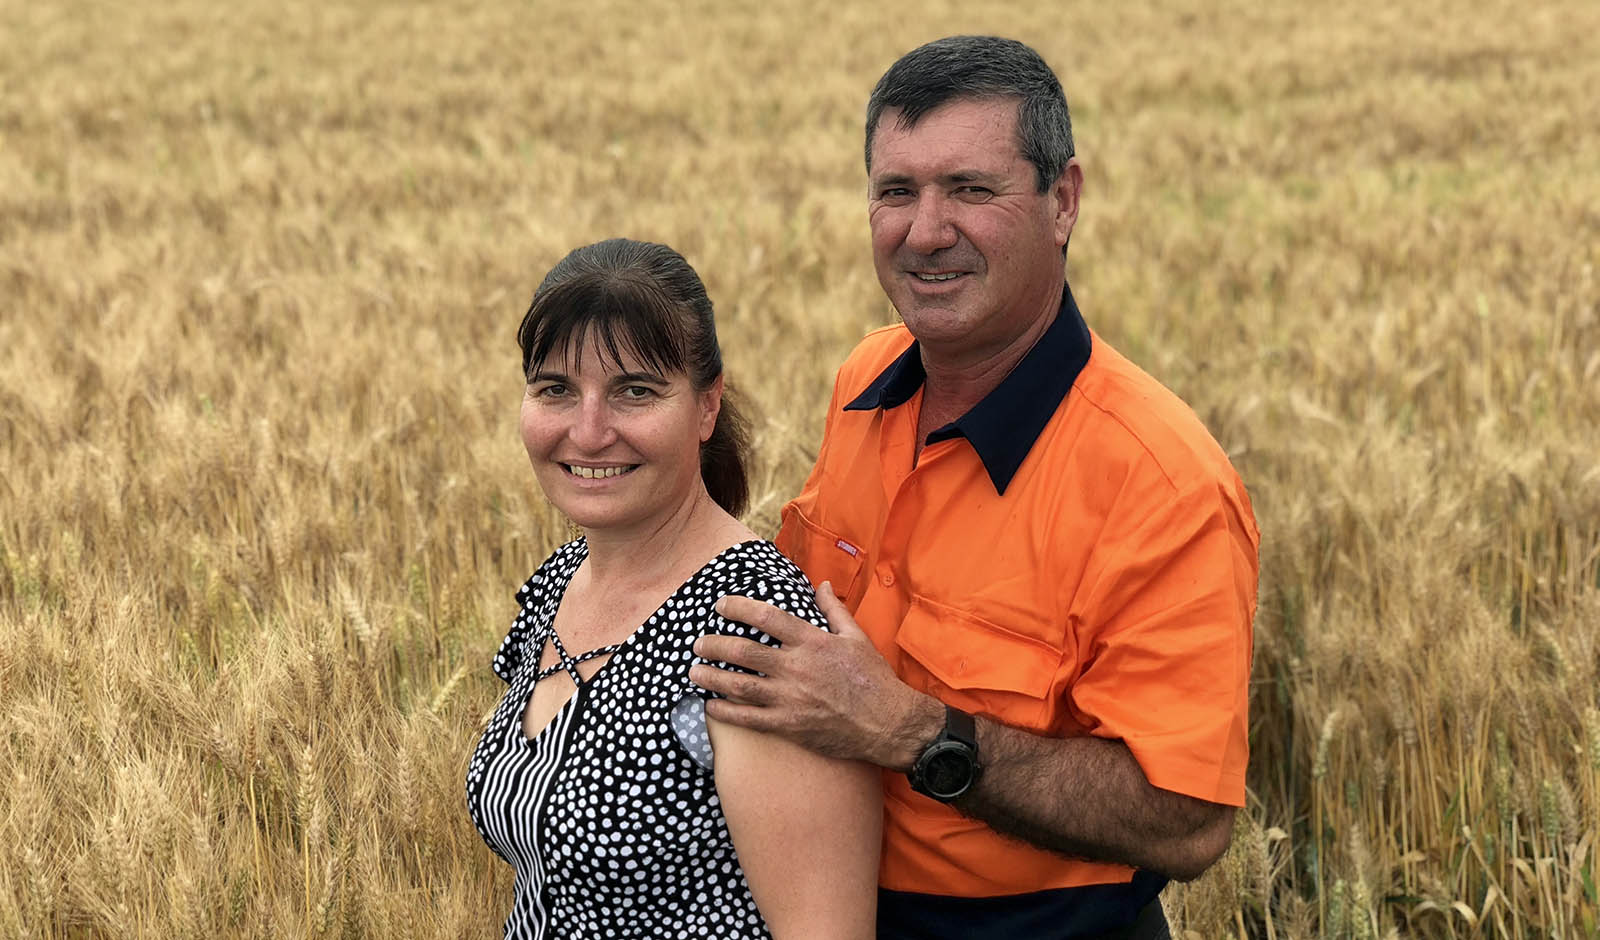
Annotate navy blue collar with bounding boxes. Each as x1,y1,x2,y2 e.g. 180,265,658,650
843,283,1093,494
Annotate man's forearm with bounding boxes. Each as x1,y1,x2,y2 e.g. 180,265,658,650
886,692,1233,881
692,597,1237,881
961,717,1234,881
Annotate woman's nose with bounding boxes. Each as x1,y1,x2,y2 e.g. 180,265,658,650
567,396,617,451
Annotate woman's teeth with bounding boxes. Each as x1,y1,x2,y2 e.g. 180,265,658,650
566,465,633,479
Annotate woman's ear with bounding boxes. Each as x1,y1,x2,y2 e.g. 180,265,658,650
699,375,724,442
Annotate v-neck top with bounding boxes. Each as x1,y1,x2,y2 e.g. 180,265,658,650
465,538,828,940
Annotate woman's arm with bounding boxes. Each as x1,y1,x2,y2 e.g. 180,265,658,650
710,716,881,940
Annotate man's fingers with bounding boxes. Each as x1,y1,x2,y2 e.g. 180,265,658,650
715,595,812,644
688,663,772,704
693,634,782,674
815,581,866,638
703,697,779,733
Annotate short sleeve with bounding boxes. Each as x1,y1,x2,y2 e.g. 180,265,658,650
1069,478,1259,806
489,541,584,684
692,551,830,695
489,576,542,684
674,544,830,767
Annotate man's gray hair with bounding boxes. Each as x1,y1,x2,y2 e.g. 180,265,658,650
865,35,1075,193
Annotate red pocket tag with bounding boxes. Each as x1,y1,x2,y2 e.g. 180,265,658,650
834,538,860,557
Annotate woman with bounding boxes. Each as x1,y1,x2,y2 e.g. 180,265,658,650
466,238,881,939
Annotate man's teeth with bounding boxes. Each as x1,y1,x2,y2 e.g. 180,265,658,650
567,465,632,479
915,272,962,281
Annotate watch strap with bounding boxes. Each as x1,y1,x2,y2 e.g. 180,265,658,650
942,704,977,750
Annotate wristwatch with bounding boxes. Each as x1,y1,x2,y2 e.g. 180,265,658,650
907,704,983,802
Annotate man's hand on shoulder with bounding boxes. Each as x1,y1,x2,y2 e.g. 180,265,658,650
694,585,1238,882
691,582,943,768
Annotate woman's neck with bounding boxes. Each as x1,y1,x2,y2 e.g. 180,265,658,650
579,484,751,591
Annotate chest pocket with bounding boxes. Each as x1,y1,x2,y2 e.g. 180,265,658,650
776,504,868,610
895,593,1060,731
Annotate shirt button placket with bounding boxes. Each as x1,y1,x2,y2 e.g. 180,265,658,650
877,471,921,596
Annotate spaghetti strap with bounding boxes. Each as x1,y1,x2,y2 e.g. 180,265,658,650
539,628,623,685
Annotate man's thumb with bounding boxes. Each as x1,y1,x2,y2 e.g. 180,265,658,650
816,581,864,637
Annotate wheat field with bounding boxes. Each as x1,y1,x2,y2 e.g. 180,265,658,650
2,0,1597,936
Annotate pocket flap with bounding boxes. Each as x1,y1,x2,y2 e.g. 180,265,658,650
896,594,1059,698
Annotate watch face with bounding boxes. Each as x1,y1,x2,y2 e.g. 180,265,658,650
922,744,974,799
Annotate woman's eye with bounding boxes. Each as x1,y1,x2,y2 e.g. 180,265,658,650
534,383,568,398
620,385,655,400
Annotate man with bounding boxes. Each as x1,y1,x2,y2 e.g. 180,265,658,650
691,35,1259,939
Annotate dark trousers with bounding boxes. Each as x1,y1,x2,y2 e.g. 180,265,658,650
877,895,1170,940
1089,899,1170,940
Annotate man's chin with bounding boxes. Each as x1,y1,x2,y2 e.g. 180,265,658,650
898,309,979,347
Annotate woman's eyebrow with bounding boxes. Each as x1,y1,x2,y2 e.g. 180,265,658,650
612,371,670,386
528,369,572,383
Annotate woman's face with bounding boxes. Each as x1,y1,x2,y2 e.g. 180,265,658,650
520,334,720,536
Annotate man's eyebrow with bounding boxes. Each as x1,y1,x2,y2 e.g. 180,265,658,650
870,170,1005,188
528,369,571,383
944,170,1003,185
871,172,914,188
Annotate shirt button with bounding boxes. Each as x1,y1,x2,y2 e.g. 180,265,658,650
878,568,895,587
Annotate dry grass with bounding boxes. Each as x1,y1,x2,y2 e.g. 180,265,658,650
2,0,1597,936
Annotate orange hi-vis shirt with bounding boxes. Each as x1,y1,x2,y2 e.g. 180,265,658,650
776,286,1259,905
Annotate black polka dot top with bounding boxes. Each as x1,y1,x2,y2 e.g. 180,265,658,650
465,538,828,940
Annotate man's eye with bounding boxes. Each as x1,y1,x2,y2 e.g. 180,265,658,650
957,186,994,200
533,383,568,398
878,188,912,202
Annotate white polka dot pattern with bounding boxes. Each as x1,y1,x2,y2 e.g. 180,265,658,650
670,694,714,771
465,539,828,939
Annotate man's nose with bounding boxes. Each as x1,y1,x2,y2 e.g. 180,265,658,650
905,194,958,254
568,395,617,451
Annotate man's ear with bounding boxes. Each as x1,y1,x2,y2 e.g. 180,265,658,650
1052,158,1084,249
700,375,724,442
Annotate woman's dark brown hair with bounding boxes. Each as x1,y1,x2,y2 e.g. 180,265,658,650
516,238,751,517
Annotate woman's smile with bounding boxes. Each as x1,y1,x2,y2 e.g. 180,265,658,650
561,463,639,480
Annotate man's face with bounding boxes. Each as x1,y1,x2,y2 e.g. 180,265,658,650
867,97,1080,360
